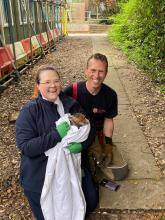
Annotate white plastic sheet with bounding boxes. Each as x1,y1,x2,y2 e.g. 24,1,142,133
41,114,90,220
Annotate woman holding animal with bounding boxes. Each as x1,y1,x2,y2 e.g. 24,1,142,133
16,65,98,220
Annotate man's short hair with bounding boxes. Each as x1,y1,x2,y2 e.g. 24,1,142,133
87,53,108,72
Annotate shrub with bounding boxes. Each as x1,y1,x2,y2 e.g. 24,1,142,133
109,0,165,83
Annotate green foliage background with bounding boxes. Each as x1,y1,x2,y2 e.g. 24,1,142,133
109,0,165,83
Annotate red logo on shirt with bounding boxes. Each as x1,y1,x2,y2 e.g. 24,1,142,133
92,108,106,114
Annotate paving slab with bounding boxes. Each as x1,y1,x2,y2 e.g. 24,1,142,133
100,178,165,210
90,34,165,209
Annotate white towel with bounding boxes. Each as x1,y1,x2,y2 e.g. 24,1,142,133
41,114,90,220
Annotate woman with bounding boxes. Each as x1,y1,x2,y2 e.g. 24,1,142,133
16,65,98,220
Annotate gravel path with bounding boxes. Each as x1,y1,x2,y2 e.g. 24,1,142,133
0,36,164,219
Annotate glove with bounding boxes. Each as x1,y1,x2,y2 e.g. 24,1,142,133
56,121,70,138
68,142,82,153
105,136,112,144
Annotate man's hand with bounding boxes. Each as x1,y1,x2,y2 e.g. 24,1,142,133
68,142,82,153
56,121,70,138
105,136,112,145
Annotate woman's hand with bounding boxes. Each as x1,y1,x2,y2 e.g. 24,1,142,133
56,121,70,138
68,142,82,153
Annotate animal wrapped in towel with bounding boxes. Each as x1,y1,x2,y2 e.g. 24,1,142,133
68,113,88,128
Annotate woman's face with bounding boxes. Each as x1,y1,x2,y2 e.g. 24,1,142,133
37,70,61,102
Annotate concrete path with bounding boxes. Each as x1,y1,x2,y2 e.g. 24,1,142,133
90,34,165,210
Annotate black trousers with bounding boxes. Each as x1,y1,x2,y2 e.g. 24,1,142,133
82,165,99,214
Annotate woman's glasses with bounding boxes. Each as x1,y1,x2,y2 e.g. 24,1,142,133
39,80,61,87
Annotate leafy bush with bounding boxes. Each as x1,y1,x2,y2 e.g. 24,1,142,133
160,85,165,94
109,0,165,83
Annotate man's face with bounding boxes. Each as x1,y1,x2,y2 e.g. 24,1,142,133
85,58,107,89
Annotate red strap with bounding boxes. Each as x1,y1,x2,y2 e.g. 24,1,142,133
97,131,104,145
72,82,78,99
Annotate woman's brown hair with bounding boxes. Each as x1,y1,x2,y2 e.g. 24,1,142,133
32,64,60,99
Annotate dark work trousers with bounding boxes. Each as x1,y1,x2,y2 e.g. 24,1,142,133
82,165,99,214
24,190,45,220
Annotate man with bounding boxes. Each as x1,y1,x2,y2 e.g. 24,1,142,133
65,53,118,151
64,53,118,212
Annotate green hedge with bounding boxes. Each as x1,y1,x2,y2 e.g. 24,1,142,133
109,0,165,83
